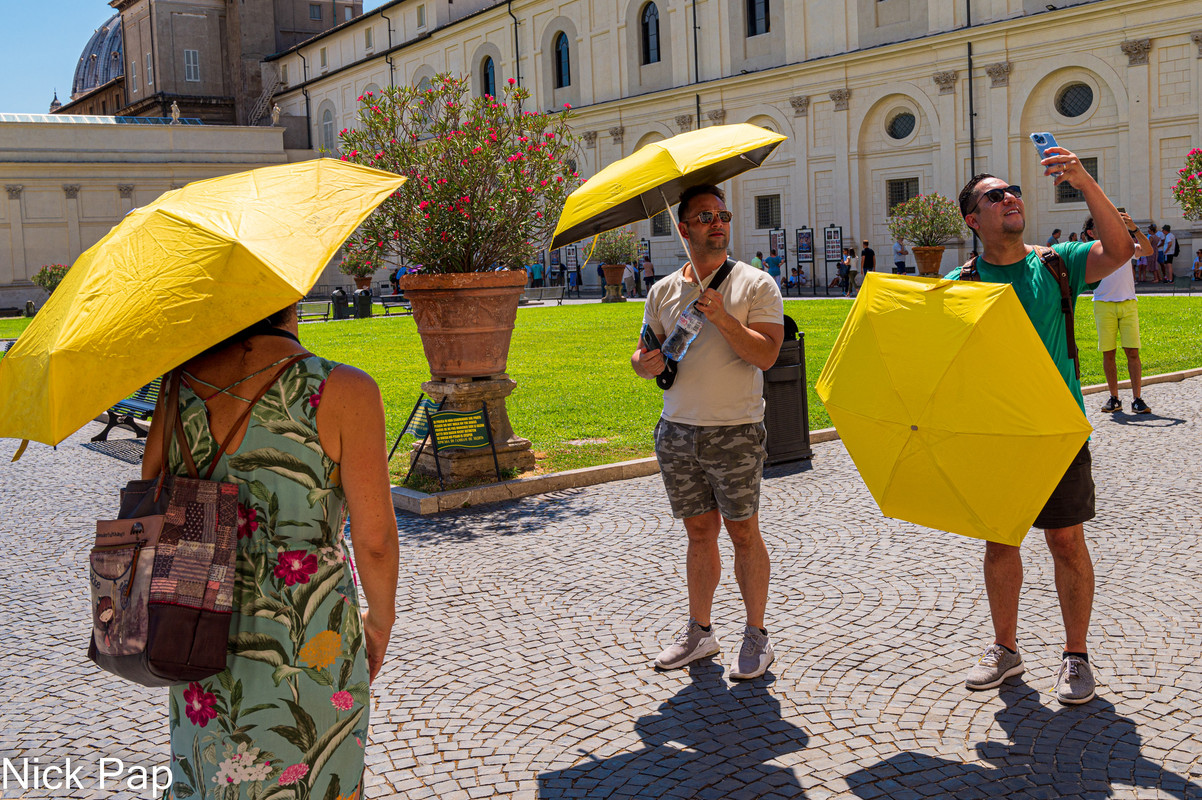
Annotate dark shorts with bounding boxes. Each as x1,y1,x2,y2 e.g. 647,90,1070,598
654,418,766,521
1033,442,1096,530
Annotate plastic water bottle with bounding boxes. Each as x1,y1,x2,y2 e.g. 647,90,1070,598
660,302,706,361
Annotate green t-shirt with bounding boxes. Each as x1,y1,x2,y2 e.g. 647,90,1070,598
945,241,1095,413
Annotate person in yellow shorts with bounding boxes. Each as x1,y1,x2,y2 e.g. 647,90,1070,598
1088,213,1153,414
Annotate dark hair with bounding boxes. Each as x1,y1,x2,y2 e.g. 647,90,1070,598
958,173,996,217
677,184,725,223
1052,229,1061,236
1081,217,1095,242
770,249,777,256
197,303,297,359
1163,224,1171,232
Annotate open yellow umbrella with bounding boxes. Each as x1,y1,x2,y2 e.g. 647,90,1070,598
551,123,786,250
815,272,1092,546
0,159,404,449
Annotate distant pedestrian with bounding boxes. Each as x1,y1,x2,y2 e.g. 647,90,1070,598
751,251,764,271
623,263,637,297
1088,213,1152,415
1068,232,1079,242
892,238,908,273
1046,229,1062,246
861,240,875,274
1194,249,1202,280
763,249,783,290
642,256,656,292
1160,225,1177,282
530,261,545,288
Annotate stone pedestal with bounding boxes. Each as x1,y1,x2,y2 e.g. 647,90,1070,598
601,264,628,303
410,374,535,482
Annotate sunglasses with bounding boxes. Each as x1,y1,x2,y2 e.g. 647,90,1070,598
689,210,733,224
967,184,1022,215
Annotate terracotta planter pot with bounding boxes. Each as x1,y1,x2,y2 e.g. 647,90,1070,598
911,245,946,276
352,276,373,290
397,270,527,378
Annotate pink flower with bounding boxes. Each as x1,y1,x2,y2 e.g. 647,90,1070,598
278,763,310,786
564,103,572,109
508,77,516,85
331,691,354,711
184,682,218,727
307,377,326,408
236,504,259,540
274,551,319,586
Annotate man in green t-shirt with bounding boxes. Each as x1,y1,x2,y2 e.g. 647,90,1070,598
950,147,1133,705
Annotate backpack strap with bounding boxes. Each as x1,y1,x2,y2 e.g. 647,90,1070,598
959,256,980,281
1033,244,1080,381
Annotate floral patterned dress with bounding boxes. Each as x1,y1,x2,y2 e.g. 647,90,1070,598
166,355,369,800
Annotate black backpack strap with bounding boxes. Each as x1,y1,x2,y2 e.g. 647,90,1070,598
705,258,738,294
1034,245,1080,381
958,256,980,281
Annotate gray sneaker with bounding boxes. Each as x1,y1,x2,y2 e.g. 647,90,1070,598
654,618,720,670
1055,655,1097,704
728,626,774,680
965,644,1025,690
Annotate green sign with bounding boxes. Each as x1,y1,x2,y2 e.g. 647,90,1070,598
404,398,441,438
428,409,492,451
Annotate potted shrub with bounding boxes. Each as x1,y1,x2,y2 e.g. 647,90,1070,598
337,247,378,291
339,74,581,378
1171,147,1202,221
31,264,71,295
592,227,638,303
886,193,966,276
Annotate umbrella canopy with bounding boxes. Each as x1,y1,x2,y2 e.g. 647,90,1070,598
551,123,786,250
814,272,1093,546
0,159,404,448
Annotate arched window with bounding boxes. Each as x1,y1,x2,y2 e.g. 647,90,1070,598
641,3,660,65
554,32,571,89
747,0,769,36
481,57,496,98
321,108,335,153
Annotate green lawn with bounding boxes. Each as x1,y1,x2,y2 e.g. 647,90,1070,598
5,296,1200,477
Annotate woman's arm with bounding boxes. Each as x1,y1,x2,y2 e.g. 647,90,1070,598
317,365,399,683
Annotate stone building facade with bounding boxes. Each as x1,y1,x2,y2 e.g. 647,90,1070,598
267,0,1201,279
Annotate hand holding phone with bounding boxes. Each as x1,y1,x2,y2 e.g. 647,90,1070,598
1030,132,1063,177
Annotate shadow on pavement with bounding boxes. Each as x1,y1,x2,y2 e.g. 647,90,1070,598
845,683,1202,799
538,663,809,799
1104,411,1187,428
394,488,612,544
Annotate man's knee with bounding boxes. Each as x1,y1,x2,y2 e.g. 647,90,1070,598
984,540,1020,566
1044,525,1089,561
684,510,722,543
1123,347,1140,363
723,515,762,548
1100,348,1117,364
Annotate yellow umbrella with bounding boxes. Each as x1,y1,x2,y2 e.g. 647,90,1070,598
0,159,404,449
551,123,786,250
815,272,1092,546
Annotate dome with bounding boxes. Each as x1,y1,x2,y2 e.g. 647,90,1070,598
72,14,124,100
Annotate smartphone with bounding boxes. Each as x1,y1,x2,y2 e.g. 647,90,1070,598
1030,132,1063,176
641,323,661,352
1116,206,1126,213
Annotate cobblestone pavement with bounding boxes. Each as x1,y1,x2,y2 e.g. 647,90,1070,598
2,378,1201,799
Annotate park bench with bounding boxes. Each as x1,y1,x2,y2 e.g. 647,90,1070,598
379,294,413,316
521,286,566,306
92,376,162,442
297,300,331,322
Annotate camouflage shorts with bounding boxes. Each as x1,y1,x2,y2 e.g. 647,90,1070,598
654,418,767,521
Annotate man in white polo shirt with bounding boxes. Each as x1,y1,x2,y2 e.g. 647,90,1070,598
1089,213,1153,415
632,184,784,680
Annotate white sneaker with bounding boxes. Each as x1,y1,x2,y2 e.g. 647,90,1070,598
654,618,721,670
728,626,774,680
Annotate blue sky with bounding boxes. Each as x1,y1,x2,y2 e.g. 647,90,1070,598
0,0,388,115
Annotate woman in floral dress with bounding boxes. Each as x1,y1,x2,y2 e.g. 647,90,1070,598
142,305,398,800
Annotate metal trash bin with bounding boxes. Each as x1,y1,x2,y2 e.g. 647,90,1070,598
761,334,813,465
331,288,350,320
353,288,373,319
